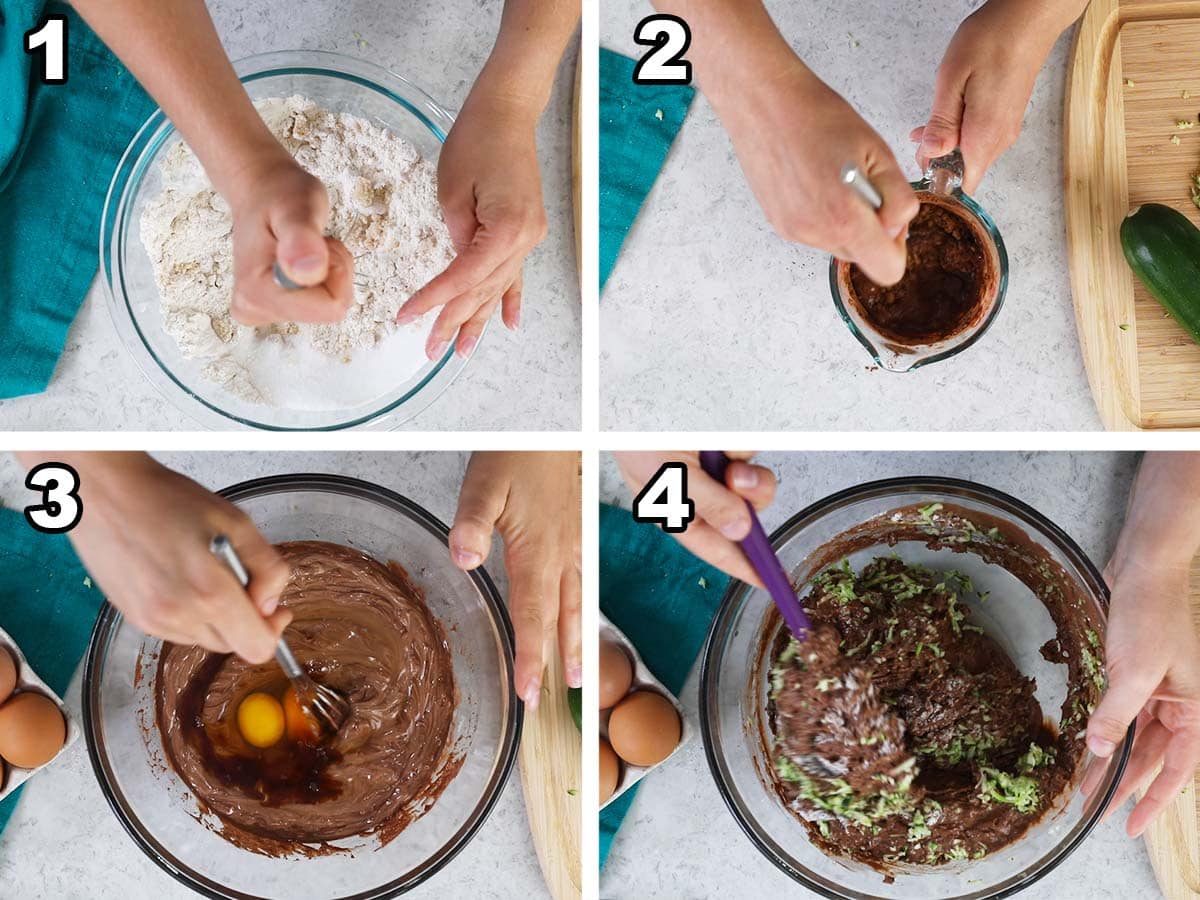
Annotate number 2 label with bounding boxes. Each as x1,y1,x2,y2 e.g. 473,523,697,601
632,15,692,86
632,462,695,533
24,463,83,534
24,14,68,85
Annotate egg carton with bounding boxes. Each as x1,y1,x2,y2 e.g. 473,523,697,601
0,627,79,801
600,613,694,810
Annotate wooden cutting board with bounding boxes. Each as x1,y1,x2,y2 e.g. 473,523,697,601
518,645,582,900
1065,0,1200,429
1139,556,1200,900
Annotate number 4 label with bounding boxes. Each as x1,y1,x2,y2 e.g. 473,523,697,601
632,15,692,86
24,463,83,534
632,462,695,533
25,14,68,85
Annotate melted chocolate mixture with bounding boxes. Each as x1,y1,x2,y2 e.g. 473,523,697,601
156,541,460,855
758,504,1105,872
847,196,991,345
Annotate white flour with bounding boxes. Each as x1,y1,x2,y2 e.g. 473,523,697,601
139,95,456,409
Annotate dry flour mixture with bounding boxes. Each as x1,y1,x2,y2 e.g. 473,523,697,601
140,95,456,409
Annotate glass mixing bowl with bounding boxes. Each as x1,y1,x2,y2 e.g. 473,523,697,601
829,152,1009,373
100,51,471,431
82,474,521,899
699,477,1132,900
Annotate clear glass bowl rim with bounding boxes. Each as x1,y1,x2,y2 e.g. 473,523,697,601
698,475,1134,900
80,473,523,900
99,50,471,431
827,183,1011,373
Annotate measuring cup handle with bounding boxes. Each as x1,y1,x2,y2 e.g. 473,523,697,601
924,148,965,196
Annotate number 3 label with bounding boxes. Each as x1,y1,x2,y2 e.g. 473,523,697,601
632,462,695,533
24,463,83,534
632,15,692,86
24,14,68,85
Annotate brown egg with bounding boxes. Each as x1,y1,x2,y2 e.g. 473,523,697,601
607,690,681,767
598,640,633,710
0,648,16,705
0,692,66,769
599,738,620,803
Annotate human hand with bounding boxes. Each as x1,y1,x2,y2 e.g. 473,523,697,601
703,57,918,286
227,155,356,326
40,453,292,663
615,452,777,587
911,0,1074,194
395,95,548,360
1082,557,1200,837
449,452,581,710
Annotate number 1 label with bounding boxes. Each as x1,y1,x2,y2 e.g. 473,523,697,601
25,14,68,85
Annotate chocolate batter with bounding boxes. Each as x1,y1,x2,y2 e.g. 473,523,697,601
757,503,1105,872
846,194,992,345
155,541,460,855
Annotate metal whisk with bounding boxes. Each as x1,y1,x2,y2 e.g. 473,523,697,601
209,534,351,736
272,259,372,292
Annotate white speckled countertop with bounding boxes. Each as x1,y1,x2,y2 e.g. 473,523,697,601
0,1,579,431
599,451,1164,899
0,451,548,900
600,1,1101,431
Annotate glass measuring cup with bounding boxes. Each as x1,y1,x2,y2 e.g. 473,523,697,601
829,151,1009,373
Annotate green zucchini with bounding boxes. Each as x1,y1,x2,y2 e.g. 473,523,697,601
1120,203,1200,344
568,686,582,733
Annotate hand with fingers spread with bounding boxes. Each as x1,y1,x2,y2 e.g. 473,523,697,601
449,452,582,710
393,0,580,359
615,451,777,587
655,0,919,286
396,97,546,359
16,452,292,664
1080,453,1200,837
912,0,1088,194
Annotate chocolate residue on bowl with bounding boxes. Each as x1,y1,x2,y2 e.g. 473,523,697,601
752,502,1106,874
155,541,462,857
846,194,994,345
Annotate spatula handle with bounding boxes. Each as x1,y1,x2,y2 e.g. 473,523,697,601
698,452,812,640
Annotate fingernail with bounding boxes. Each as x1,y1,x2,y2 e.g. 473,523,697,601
453,547,482,569
720,519,748,540
427,340,449,360
288,254,324,276
523,678,541,710
396,311,417,325
567,665,583,689
888,223,905,239
507,310,520,330
731,467,759,490
457,336,478,358
1087,735,1116,758
262,596,279,615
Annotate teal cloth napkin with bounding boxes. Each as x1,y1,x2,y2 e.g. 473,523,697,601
0,0,154,398
599,48,694,291
598,502,730,868
0,507,98,834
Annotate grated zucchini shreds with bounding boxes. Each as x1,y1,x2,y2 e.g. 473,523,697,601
978,766,1040,814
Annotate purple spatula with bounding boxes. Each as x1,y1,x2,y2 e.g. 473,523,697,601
698,451,812,641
